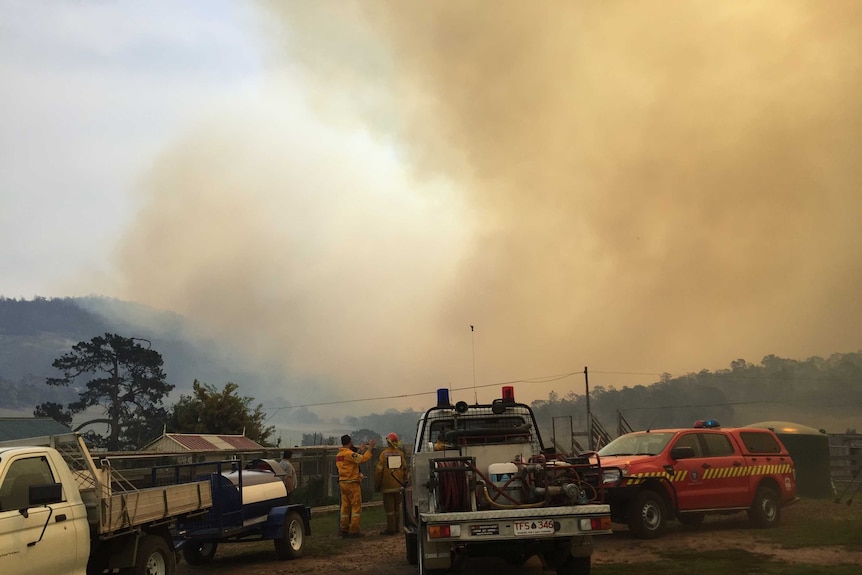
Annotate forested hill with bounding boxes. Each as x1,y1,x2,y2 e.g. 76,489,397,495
0,297,109,407
0,296,260,411
531,353,862,439
1,297,859,438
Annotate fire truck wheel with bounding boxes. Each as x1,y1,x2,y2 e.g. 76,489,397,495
134,535,175,575
628,490,667,539
556,555,590,575
405,532,418,565
749,486,781,528
274,511,305,559
182,541,217,565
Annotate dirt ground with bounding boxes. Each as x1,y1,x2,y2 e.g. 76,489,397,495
176,499,862,575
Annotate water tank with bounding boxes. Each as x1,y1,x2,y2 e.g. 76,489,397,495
488,462,521,503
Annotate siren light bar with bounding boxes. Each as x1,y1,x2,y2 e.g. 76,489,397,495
693,419,721,429
436,386,516,408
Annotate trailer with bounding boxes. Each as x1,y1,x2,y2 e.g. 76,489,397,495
168,458,311,565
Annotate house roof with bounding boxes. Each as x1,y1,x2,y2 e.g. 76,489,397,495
0,418,72,442
147,433,265,451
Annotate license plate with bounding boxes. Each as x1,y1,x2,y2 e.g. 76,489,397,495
470,524,499,536
513,519,555,536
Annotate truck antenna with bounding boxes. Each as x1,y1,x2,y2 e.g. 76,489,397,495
471,324,477,404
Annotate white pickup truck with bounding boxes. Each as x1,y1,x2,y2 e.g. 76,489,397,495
402,387,613,575
0,433,212,575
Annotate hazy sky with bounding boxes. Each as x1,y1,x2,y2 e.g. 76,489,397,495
3,1,861,417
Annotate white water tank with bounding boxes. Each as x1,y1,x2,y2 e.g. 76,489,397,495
488,462,521,503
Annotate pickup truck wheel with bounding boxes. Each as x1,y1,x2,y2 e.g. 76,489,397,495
628,490,667,539
556,555,590,575
749,487,781,528
134,535,175,575
405,532,418,565
274,510,305,559
182,541,217,565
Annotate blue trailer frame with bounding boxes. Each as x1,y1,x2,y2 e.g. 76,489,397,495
153,459,311,565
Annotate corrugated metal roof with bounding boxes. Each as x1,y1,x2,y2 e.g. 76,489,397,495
0,418,72,441
161,433,265,451
219,435,265,450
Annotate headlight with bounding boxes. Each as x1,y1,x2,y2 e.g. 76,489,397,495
602,468,622,485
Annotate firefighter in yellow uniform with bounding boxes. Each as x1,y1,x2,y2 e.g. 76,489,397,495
374,432,406,535
336,434,376,537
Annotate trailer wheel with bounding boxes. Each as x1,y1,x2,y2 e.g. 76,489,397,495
182,541,218,565
134,535,175,575
405,532,418,565
274,510,305,559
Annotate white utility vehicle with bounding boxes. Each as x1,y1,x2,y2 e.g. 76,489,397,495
401,387,613,575
0,433,212,575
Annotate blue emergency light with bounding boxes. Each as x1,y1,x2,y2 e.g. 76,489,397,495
693,419,721,429
436,388,452,408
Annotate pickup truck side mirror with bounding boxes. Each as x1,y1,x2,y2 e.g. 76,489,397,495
29,482,63,506
670,446,696,461
387,455,403,470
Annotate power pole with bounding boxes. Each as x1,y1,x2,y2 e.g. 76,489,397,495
584,366,592,451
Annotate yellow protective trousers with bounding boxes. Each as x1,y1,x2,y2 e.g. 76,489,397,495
382,491,401,533
339,481,363,534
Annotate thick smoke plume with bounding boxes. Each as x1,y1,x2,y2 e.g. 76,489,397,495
118,1,862,411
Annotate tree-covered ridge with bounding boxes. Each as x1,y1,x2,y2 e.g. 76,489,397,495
0,296,265,412
0,296,106,337
531,352,862,440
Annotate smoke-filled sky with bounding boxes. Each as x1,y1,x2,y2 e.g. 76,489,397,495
3,1,861,417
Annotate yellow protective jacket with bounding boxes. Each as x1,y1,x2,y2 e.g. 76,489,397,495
374,446,406,494
336,446,373,483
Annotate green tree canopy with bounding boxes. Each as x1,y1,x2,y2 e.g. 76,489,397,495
168,380,276,446
35,333,172,450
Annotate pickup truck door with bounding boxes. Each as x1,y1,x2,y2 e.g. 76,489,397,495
669,432,712,510
672,432,749,510
698,432,749,507
0,454,89,575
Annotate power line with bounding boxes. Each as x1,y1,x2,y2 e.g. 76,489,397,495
261,366,862,422
261,372,589,422
620,400,769,412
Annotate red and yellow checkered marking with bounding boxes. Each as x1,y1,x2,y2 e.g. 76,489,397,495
623,463,792,485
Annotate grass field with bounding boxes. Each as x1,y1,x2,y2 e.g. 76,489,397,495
201,500,862,574
591,501,862,575
594,548,860,575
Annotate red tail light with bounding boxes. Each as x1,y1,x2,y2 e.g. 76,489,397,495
428,525,451,538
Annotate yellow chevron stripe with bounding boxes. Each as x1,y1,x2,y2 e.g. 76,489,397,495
620,463,794,486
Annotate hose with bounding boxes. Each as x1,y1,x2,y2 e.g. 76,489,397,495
435,461,471,512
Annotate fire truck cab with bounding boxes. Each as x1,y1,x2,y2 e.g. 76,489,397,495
598,421,797,538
